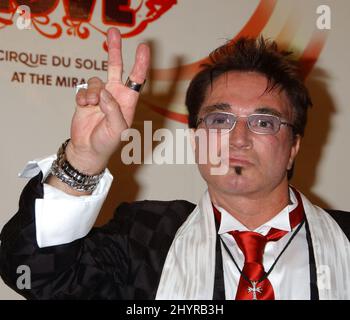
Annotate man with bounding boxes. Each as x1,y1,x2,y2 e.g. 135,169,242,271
0,28,349,300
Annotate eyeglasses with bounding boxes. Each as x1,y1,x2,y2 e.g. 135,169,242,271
197,112,294,135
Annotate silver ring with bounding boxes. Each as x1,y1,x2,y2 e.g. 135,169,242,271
125,77,145,93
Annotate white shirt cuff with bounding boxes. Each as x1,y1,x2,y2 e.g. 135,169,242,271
20,155,114,248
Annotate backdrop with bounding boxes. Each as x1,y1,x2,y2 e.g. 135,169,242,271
0,0,349,299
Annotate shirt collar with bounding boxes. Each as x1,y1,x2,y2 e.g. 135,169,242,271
216,187,298,236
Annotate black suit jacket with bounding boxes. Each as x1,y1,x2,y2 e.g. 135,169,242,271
0,173,349,299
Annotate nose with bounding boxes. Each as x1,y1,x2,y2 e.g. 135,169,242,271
229,118,253,150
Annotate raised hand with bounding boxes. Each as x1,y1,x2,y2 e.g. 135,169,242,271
66,28,150,175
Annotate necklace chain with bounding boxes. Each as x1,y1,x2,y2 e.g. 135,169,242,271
219,219,305,286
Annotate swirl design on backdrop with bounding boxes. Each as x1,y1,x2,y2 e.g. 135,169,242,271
63,16,89,39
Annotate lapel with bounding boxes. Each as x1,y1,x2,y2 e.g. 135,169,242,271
212,215,320,300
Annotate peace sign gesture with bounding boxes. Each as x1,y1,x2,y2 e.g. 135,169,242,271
66,28,150,176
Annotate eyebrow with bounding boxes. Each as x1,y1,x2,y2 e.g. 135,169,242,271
200,104,283,118
254,107,283,118
200,103,231,114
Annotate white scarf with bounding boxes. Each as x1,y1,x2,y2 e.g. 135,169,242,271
156,189,350,300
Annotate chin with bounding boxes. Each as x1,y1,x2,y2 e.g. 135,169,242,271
200,165,260,195
215,174,256,195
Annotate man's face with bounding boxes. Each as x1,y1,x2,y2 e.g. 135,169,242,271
195,71,300,198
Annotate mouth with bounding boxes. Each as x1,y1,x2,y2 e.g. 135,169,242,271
228,157,252,167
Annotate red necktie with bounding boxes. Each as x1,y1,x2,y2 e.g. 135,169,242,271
213,188,304,300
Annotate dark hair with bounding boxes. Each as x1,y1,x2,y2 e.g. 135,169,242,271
185,37,312,137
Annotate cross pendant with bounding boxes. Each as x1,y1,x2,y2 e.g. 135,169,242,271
247,281,263,300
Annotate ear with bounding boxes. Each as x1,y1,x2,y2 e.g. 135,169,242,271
287,134,301,170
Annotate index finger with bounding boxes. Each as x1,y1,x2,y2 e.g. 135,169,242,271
107,28,123,83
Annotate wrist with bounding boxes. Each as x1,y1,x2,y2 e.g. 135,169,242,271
49,139,106,193
66,141,108,176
